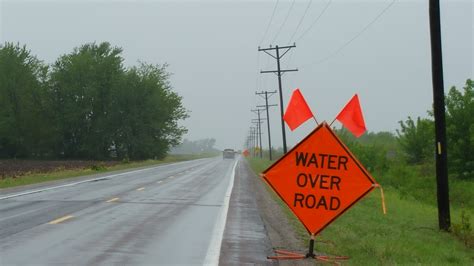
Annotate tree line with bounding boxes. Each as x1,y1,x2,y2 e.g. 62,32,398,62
337,79,473,181
0,42,188,160
397,79,473,180
170,138,219,155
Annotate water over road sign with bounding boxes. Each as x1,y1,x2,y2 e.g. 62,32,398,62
262,122,376,235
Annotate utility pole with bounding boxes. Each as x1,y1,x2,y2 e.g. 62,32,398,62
252,109,266,158
429,0,450,231
254,124,260,157
250,127,256,157
251,122,258,157
259,44,297,154
252,114,265,159
246,129,252,151
252,126,258,157
254,120,263,158
256,90,277,160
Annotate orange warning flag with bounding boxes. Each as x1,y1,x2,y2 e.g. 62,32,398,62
283,88,314,131
336,94,366,137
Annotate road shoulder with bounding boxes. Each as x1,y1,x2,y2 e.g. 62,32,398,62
219,159,275,265
221,158,318,265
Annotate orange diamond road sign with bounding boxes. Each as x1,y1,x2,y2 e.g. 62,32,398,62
262,122,377,235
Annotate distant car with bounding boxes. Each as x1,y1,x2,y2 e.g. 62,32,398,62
223,149,235,159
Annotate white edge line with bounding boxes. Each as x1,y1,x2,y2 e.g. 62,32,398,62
203,158,239,265
0,158,210,200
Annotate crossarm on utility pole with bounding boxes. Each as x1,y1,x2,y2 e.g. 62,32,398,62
260,69,298,74
258,44,296,51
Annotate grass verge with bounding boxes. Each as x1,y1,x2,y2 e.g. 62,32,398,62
0,154,214,189
248,157,474,265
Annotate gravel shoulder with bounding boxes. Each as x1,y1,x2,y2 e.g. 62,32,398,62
219,159,276,265
238,159,316,265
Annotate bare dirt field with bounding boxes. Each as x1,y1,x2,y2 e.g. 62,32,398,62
0,159,119,179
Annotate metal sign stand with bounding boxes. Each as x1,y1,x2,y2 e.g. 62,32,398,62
267,234,349,263
306,234,316,258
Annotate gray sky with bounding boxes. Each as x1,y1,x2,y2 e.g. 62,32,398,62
1,0,473,150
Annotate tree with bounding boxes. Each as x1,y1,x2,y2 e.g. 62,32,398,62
112,63,188,160
445,79,474,179
396,116,434,164
49,42,124,158
335,128,395,173
0,43,50,158
1,42,188,160
171,138,218,154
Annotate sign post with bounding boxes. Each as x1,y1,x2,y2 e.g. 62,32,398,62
261,122,380,260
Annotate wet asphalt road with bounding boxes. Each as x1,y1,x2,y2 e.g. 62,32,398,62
0,157,272,265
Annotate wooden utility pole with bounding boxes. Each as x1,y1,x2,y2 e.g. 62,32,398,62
256,90,277,160
429,0,450,231
259,44,298,154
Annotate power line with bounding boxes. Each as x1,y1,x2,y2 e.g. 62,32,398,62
301,0,397,68
259,0,280,46
261,55,272,91
257,0,280,92
288,0,313,44
295,0,332,42
283,49,297,88
271,0,296,44
285,0,324,71
281,0,327,86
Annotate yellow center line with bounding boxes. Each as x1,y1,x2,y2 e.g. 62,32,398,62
48,215,74,225
106,197,120,203
137,187,145,191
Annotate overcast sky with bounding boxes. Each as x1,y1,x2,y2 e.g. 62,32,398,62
1,0,473,150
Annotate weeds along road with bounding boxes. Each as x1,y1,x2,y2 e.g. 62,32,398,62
0,157,272,265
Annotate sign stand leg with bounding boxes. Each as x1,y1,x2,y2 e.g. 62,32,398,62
306,234,316,258
268,234,349,262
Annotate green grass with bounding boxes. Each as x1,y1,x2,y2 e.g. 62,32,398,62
0,154,214,189
247,157,474,265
